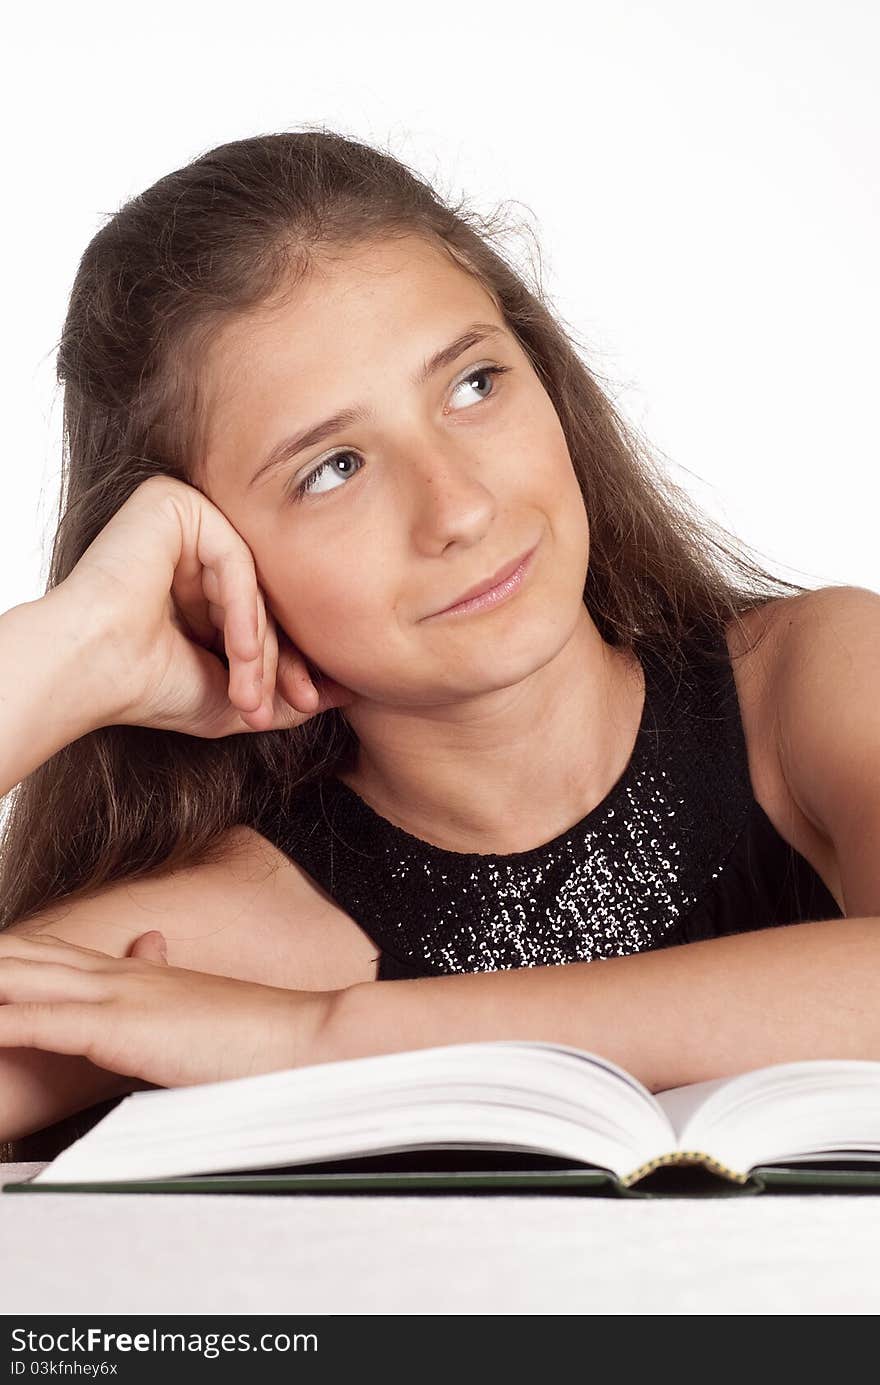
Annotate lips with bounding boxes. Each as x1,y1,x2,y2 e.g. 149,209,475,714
431,544,537,616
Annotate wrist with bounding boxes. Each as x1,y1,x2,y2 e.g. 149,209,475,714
302,982,373,1068
0,587,126,798
34,581,132,734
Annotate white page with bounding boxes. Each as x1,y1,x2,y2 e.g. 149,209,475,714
31,1040,672,1185
653,1075,735,1141
664,1059,880,1172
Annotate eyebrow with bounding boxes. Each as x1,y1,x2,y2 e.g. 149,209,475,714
247,321,506,490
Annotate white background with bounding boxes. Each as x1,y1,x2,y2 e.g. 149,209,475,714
2,0,877,613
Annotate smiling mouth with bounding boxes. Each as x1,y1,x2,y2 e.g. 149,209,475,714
423,544,538,620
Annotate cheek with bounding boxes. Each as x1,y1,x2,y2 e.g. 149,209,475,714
265,556,385,666
530,425,587,532
538,441,590,583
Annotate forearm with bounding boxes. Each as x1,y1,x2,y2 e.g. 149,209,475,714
0,1047,137,1144
0,584,120,798
324,917,880,1092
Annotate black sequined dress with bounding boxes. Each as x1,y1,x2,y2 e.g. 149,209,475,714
253,626,843,980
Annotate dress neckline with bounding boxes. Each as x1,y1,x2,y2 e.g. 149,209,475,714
323,642,668,865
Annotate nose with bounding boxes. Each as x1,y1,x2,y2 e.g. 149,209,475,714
404,441,498,545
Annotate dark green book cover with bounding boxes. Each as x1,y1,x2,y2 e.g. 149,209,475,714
6,1147,880,1198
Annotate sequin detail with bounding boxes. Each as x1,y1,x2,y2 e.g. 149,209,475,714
252,630,823,979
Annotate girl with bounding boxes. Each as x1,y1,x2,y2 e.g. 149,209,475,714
1,128,878,1160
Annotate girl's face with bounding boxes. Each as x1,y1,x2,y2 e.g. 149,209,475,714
199,235,590,709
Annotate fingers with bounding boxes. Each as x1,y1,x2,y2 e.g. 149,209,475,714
236,595,277,728
168,540,221,650
0,938,110,1061
273,621,321,714
251,598,324,716
0,931,164,972
201,559,329,723
242,610,326,726
223,561,264,713
0,996,102,1059
194,527,260,669
254,611,282,723
0,935,166,1059
162,481,335,727
200,574,347,730
127,931,168,963
3,932,115,962
0,955,108,1005
170,496,263,713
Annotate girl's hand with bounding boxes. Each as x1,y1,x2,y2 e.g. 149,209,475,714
53,474,356,739
0,931,339,1089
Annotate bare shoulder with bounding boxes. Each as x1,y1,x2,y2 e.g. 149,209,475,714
758,583,880,829
6,822,380,991
720,588,848,710
718,591,846,907
721,586,880,912
722,591,805,671
765,583,880,667
745,584,880,733
720,594,798,752
721,587,864,775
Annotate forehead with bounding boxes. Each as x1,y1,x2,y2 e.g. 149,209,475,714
213,236,495,373
199,237,503,478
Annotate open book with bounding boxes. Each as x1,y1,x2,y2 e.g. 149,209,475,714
4,1040,880,1198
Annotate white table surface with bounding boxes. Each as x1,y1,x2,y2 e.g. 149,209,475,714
2,1161,879,1315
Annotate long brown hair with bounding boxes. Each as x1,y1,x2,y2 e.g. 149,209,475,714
0,125,817,934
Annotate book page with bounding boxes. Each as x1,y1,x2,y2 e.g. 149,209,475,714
653,1076,734,1141
662,1059,880,1172
27,1040,674,1185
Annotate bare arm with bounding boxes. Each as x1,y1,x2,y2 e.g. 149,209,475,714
324,916,880,1092
0,586,132,1151
0,828,366,1146
0,472,372,1156
0,912,168,1148
0,588,267,1143
0,584,124,801
0,1050,146,1148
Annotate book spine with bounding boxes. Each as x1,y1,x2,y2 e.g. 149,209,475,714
622,1150,749,1189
